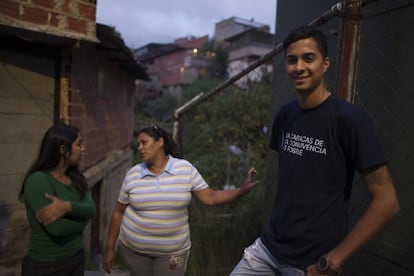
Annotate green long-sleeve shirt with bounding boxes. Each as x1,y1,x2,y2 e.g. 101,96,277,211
23,171,96,261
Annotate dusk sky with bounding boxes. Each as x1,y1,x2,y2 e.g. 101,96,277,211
96,0,277,49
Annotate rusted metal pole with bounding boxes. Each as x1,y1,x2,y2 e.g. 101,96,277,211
336,0,362,102
172,92,204,155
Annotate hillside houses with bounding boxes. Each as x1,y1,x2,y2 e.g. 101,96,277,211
134,16,274,105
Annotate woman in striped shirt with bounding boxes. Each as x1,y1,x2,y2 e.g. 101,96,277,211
103,125,259,276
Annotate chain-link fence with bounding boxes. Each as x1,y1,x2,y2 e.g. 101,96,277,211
346,1,414,274
168,1,414,275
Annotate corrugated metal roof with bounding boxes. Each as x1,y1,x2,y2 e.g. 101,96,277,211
96,24,150,80
0,22,149,80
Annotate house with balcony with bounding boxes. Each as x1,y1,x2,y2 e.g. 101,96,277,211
216,17,274,88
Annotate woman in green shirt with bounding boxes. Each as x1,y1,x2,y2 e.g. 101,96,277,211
19,124,96,276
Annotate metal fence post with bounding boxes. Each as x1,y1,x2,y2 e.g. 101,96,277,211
337,0,363,102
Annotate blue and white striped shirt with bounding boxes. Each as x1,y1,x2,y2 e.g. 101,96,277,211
118,156,208,256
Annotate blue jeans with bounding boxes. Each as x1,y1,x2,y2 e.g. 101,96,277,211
230,238,305,276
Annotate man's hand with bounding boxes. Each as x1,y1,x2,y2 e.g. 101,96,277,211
307,263,341,276
307,264,323,276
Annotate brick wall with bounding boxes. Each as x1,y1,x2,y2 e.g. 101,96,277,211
143,36,209,89
69,48,136,169
157,51,186,86
68,47,137,260
0,0,97,41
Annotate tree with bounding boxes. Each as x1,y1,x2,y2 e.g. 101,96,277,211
200,39,229,80
180,80,272,275
142,92,178,121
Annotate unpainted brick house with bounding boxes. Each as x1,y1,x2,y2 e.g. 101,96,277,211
134,35,211,105
0,1,148,274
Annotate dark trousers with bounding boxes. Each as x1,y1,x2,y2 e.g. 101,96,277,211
21,250,84,276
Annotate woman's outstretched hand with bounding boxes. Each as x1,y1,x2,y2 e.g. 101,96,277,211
240,167,260,196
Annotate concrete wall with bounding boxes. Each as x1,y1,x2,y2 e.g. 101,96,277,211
0,48,55,275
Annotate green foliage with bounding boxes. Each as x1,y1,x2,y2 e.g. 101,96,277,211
182,79,223,102
181,82,271,181
200,39,229,80
180,80,273,275
143,92,178,121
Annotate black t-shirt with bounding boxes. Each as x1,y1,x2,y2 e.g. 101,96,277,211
261,94,387,269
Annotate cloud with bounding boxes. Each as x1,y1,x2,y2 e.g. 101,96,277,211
96,0,276,48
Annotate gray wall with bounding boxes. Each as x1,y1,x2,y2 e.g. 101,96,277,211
0,48,55,275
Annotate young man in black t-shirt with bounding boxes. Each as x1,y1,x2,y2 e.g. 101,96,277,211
230,26,399,276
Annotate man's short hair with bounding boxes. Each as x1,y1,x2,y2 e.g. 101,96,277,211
283,26,328,58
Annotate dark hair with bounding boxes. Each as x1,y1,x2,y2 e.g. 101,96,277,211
19,124,88,201
283,25,328,58
137,125,181,158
